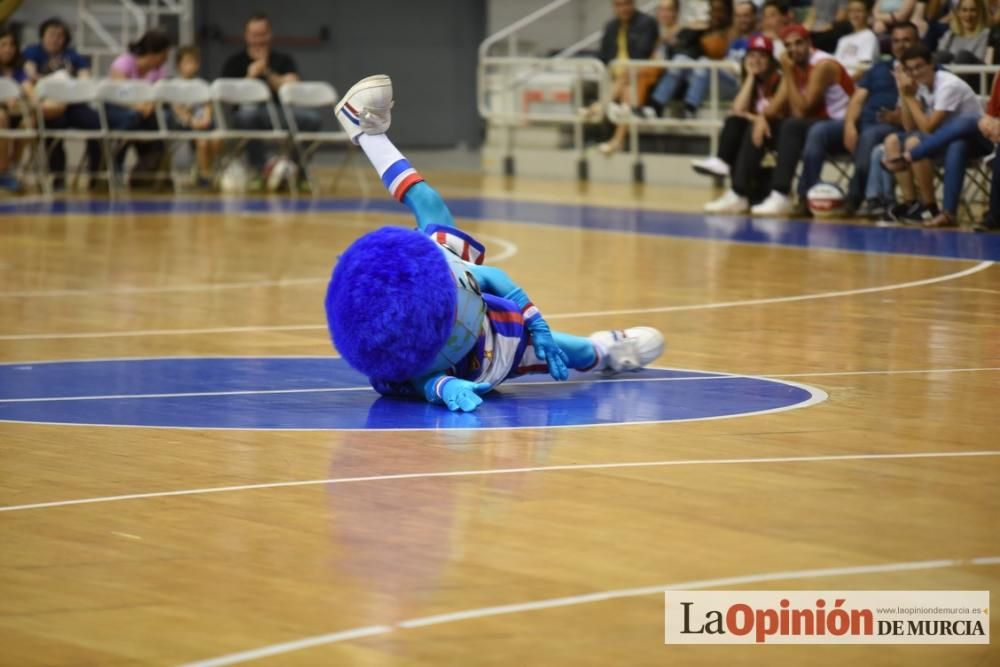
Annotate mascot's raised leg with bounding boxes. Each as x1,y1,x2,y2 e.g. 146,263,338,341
336,74,455,232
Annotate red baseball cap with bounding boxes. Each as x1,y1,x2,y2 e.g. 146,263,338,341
747,33,774,54
780,24,811,43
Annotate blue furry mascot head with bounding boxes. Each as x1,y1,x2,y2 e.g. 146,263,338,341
325,226,485,383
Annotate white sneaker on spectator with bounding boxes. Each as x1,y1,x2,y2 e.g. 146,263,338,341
751,191,793,216
589,327,665,374
691,156,729,178
335,74,393,144
704,189,748,213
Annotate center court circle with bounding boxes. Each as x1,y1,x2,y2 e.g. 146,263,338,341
0,357,826,430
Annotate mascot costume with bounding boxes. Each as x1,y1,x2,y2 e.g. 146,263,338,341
326,75,665,412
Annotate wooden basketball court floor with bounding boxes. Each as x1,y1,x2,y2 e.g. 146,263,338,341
1,172,998,666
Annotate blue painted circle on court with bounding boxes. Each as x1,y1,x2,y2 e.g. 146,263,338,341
0,357,824,430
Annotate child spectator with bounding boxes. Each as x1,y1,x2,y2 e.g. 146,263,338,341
170,46,220,188
835,0,881,78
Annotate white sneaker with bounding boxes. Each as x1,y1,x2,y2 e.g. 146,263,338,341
335,74,394,144
691,156,729,178
704,189,748,213
589,327,665,374
751,191,793,216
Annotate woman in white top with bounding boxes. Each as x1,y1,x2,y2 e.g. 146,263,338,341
834,0,881,78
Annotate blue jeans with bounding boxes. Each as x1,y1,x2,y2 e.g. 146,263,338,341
798,119,844,197
685,65,738,110
798,120,898,201
232,104,322,171
909,114,993,214
865,144,895,202
649,55,737,109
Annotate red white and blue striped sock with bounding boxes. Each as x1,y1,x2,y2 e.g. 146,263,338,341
357,133,424,202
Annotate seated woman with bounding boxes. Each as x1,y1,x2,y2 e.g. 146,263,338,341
935,0,992,78
694,34,787,213
107,29,171,189
22,17,101,189
0,25,28,193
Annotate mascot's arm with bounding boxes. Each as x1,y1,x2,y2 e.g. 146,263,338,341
419,374,491,412
468,265,569,382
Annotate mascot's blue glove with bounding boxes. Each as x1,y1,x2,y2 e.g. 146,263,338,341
503,286,569,382
423,375,492,412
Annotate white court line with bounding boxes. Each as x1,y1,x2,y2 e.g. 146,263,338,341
0,260,990,341
2,450,996,513
0,234,518,299
546,260,994,319
180,556,1000,667
2,366,996,405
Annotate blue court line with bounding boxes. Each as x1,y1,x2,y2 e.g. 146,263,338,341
2,196,998,261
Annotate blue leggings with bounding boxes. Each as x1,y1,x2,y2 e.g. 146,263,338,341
403,181,597,370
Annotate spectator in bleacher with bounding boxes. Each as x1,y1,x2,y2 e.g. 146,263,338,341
880,44,989,225
842,20,921,217
835,0,882,78
655,0,683,60
697,34,786,212
645,0,735,119
935,0,992,63
804,1,850,54
0,24,27,192
973,71,999,230
22,17,101,189
169,46,219,189
872,0,923,34
22,17,90,80
108,29,171,190
221,13,320,188
679,0,711,30
751,24,856,215
761,0,794,55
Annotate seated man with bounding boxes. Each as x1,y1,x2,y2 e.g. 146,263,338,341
751,24,855,216
798,21,920,217
880,43,991,226
220,13,320,189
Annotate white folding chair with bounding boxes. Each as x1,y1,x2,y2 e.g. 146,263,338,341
154,78,217,189
34,75,114,196
210,77,288,181
96,79,170,191
278,80,364,195
0,77,41,191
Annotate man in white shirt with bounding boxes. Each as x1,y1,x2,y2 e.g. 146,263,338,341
881,44,989,226
834,0,881,78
